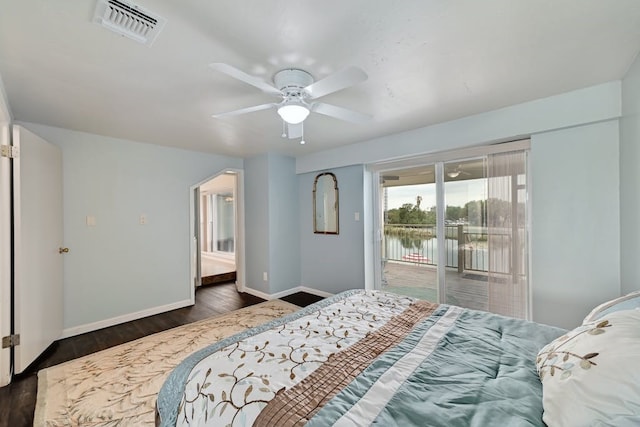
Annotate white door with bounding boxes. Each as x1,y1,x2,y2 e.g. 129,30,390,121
12,125,64,374
0,124,11,386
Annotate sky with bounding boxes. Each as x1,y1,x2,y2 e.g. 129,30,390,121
385,179,486,210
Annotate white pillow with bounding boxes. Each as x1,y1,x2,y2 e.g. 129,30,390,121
536,309,640,427
583,290,640,324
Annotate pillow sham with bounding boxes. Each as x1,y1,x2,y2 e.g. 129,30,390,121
536,309,640,427
583,290,640,324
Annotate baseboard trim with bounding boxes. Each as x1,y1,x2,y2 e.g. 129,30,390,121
61,287,334,338
298,286,334,298
60,299,193,339
242,286,333,301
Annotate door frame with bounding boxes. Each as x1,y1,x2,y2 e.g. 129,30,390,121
0,123,11,386
189,168,245,296
370,140,531,295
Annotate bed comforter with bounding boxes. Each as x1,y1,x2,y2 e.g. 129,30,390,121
156,290,564,426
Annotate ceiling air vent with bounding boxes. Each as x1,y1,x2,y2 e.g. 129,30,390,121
93,0,166,46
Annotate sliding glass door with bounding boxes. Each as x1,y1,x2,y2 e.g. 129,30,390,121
375,141,530,319
442,158,489,311
485,150,528,318
381,165,438,301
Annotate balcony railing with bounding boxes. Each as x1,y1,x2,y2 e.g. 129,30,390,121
384,224,511,274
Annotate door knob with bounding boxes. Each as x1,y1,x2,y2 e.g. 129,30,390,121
59,247,69,254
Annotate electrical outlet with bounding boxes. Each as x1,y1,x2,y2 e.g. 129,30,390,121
139,214,148,225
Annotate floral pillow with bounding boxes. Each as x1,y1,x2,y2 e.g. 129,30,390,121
536,309,640,427
582,290,640,324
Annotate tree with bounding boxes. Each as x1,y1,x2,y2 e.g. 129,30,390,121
386,202,428,224
445,205,464,221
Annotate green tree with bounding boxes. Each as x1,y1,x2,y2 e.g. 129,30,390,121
386,203,428,224
424,206,436,225
446,205,464,221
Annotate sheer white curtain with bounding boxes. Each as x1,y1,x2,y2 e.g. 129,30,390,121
486,150,529,319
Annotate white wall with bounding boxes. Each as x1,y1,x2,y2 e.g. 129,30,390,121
18,122,243,335
531,121,620,328
620,53,640,295
296,82,623,329
299,165,365,294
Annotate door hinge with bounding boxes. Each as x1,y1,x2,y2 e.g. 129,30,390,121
0,145,19,159
2,334,20,349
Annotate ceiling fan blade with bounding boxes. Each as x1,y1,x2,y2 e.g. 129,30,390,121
312,102,371,123
209,63,281,96
287,123,303,139
212,103,277,118
303,66,368,99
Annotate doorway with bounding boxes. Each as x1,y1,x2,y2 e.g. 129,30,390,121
380,159,488,309
374,141,531,319
195,171,239,287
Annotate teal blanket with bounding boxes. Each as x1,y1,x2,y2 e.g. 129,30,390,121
156,290,564,426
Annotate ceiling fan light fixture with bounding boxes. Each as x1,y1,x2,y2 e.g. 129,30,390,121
277,103,310,124
447,170,461,178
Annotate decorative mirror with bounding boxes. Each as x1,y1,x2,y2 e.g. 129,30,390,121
313,172,339,234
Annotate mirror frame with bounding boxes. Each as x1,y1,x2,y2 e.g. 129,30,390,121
313,172,339,234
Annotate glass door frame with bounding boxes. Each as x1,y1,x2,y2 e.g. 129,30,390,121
370,140,531,303
435,161,445,302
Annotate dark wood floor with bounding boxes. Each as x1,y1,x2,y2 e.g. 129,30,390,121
0,282,324,427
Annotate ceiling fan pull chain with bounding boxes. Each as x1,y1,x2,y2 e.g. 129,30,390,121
281,119,286,138
300,122,306,145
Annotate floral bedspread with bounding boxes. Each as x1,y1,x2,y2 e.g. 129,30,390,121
157,290,564,427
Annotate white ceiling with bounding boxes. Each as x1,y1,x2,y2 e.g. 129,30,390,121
1,1,639,158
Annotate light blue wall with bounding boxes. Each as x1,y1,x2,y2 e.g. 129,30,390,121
268,154,300,293
244,154,270,294
296,83,623,328
244,153,300,295
531,121,620,328
18,122,243,331
10,78,633,331
299,165,365,294
620,53,640,295
297,82,621,174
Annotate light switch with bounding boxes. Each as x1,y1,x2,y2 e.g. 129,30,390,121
86,215,96,226
354,212,360,221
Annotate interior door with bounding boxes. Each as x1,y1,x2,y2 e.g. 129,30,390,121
0,124,11,386
13,125,64,373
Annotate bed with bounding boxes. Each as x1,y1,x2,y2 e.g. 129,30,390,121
156,289,640,426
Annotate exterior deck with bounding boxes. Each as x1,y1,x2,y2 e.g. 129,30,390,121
382,260,489,312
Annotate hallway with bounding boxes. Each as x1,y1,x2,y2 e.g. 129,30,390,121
201,254,235,285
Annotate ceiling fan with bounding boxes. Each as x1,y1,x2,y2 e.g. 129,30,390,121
209,63,371,143
446,165,472,179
